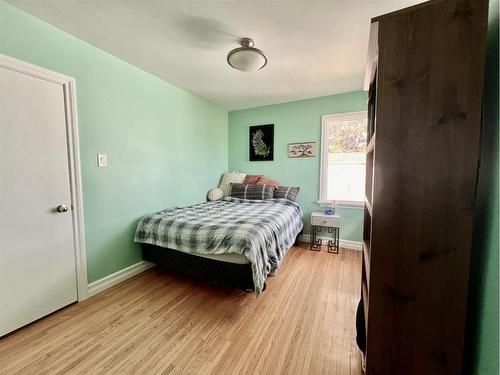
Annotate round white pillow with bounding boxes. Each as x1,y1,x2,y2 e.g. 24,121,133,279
207,187,224,201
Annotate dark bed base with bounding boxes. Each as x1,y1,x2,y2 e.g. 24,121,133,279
141,244,258,292
141,231,303,293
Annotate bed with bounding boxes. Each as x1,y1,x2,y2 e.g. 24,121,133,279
134,196,303,294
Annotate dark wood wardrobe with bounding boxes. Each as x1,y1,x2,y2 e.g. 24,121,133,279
361,0,489,373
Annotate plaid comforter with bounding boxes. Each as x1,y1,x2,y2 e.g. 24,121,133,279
134,197,303,294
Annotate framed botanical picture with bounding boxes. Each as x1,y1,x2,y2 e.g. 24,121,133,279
288,142,317,158
249,124,274,161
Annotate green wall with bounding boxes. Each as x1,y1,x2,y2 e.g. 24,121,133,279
0,2,228,283
465,0,499,373
228,91,367,242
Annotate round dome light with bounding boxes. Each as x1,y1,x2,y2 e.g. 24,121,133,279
227,38,267,72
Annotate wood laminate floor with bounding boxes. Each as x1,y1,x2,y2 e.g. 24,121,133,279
0,244,362,375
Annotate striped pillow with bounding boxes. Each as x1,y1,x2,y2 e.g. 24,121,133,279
273,186,300,201
256,176,280,186
229,183,275,200
244,175,262,184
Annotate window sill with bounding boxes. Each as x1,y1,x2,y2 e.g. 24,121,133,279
335,201,364,209
317,200,364,209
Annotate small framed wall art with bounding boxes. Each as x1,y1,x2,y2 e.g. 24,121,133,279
288,142,317,158
249,124,274,161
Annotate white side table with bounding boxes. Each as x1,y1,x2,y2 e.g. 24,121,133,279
310,212,340,253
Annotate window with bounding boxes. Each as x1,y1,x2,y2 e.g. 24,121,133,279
319,111,368,207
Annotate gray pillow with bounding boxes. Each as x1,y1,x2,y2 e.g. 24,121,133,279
229,183,275,200
273,186,300,201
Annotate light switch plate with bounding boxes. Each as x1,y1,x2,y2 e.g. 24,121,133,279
97,154,108,167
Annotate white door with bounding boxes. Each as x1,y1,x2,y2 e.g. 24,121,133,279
0,63,78,336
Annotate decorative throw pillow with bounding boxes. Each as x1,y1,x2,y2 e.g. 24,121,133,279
273,186,300,201
219,172,246,197
256,176,280,186
244,175,262,185
207,188,224,201
229,183,275,200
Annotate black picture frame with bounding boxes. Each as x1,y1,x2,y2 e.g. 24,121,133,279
249,124,274,161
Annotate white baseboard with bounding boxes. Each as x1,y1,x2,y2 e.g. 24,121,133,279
299,234,362,251
88,260,155,297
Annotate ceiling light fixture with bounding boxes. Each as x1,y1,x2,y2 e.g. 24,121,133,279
227,38,267,72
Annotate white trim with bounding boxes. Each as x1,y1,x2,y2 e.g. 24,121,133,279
334,200,364,209
319,110,368,203
317,200,364,209
317,200,335,206
299,234,362,251
0,53,89,301
337,238,362,250
319,115,330,203
88,261,155,297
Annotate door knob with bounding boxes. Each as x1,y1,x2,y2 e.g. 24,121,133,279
56,204,69,213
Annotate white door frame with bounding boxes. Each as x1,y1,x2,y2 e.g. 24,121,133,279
0,53,88,301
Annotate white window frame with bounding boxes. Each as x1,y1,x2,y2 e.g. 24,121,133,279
319,110,368,209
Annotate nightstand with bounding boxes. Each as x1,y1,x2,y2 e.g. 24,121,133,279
310,212,340,253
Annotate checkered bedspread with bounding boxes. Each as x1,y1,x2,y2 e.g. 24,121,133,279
134,197,303,294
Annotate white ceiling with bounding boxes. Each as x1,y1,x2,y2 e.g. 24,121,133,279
6,0,421,110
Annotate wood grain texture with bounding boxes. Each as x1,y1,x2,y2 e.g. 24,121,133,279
0,244,362,375
365,0,488,374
